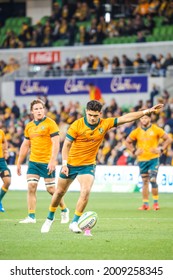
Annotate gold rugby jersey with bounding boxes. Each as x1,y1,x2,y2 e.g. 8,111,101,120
129,124,165,161
25,117,59,163
66,117,117,166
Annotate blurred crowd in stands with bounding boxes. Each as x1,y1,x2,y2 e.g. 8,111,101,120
1,51,173,78
0,91,172,166
44,52,173,77
1,0,173,77
0,57,20,76
0,1,173,167
1,0,173,49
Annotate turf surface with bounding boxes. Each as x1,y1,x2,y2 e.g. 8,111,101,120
0,191,173,260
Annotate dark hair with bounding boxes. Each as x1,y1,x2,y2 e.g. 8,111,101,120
86,100,102,112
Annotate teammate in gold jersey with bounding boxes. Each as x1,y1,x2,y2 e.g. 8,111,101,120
41,100,163,233
0,129,11,212
125,111,171,211
17,99,69,224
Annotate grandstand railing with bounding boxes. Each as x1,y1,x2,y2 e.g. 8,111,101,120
2,65,151,81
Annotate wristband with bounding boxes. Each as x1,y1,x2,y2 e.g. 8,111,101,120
143,109,149,115
62,160,67,166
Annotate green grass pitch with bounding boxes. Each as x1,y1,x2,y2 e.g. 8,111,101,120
0,191,173,260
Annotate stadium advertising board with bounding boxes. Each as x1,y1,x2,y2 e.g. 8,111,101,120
15,76,148,96
28,51,61,64
9,165,173,193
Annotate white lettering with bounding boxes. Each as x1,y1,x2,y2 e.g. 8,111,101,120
35,52,52,63
110,77,142,92
29,51,60,64
64,79,88,94
20,80,49,95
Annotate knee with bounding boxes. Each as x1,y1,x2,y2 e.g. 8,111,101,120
149,172,158,188
80,189,90,201
47,187,55,195
149,171,157,184
55,188,66,198
28,183,37,193
142,178,149,187
150,181,158,188
150,177,156,183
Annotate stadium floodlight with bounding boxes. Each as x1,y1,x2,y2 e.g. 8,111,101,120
104,4,111,23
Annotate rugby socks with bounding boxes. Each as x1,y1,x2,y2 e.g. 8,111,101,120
60,205,68,213
143,199,149,206
28,210,36,219
0,185,8,201
47,206,57,220
153,195,159,204
71,210,83,223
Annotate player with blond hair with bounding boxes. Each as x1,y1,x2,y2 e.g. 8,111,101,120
17,99,69,223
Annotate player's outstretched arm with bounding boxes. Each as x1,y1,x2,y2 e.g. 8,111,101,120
117,104,163,126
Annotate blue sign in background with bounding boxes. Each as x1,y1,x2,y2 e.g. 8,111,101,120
15,76,148,96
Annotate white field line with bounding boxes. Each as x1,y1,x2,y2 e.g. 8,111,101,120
0,217,173,222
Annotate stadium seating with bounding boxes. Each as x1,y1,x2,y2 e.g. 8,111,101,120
1,2,173,48
52,39,68,46
0,16,32,47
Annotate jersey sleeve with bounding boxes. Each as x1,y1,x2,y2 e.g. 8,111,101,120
155,126,165,138
66,120,78,141
49,119,59,137
128,129,138,141
102,118,117,130
24,124,30,139
114,118,118,127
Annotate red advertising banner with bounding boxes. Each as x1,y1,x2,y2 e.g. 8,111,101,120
28,51,61,64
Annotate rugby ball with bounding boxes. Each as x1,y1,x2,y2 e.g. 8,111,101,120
78,211,98,231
